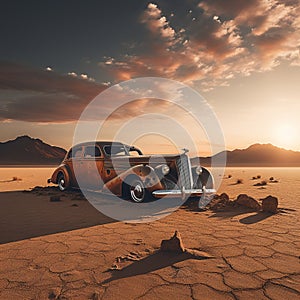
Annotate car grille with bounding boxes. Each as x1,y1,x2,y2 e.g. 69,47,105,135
176,154,193,189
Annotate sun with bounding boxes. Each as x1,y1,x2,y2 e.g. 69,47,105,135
275,124,297,149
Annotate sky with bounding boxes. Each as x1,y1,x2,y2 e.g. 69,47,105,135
0,0,299,155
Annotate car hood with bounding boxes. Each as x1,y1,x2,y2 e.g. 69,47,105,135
105,154,182,169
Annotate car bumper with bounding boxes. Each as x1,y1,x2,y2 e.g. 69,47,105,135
152,188,216,198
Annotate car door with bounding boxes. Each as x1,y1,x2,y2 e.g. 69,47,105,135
70,146,86,188
83,145,104,190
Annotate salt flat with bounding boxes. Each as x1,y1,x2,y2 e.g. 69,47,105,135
0,168,299,299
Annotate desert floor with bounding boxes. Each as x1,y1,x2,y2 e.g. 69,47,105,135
0,168,299,299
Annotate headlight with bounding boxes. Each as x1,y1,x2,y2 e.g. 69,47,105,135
161,164,170,175
195,166,202,175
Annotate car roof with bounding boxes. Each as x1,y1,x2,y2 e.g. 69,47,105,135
71,141,128,148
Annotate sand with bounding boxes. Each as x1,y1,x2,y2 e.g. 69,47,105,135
0,168,299,299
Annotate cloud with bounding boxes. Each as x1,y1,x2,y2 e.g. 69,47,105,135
140,3,176,44
101,1,300,91
67,71,77,77
80,73,95,81
0,62,105,122
0,62,178,124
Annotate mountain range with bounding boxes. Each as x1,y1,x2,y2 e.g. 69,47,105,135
0,136,300,166
197,143,300,167
0,136,66,165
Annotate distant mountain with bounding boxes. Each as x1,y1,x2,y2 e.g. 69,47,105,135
1,137,299,166
196,143,300,167
0,136,66,165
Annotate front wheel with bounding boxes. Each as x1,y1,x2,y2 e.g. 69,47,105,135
57,173,68,191
129,179,147,203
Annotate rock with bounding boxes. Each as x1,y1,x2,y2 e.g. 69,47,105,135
219,193,229,202
160,231,185,253
50,196,61,202
109,264,120,270
261,195,278,213
236,194,261,211
209,193,234,210
254,180,267,186
91,292,100,300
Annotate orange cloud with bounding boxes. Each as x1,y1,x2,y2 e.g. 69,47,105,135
102,1,299,91
0,62,105,123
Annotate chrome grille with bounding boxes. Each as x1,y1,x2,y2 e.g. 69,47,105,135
176,154,193,189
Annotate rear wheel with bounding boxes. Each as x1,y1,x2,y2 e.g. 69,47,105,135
57,172,68,191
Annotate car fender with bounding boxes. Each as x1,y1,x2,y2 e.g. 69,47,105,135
51,165,71,186
192,166,214,189
103,164,164,196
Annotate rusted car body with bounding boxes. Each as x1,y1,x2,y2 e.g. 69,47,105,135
48,141,215,202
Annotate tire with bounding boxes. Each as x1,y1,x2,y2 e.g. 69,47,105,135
128,178,147,203
57,172,68,191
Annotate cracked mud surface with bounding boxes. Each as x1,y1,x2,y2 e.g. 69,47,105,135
0,181,299,299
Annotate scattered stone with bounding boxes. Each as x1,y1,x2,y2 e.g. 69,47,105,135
236,194,261,210
133,239,144,245
116,252,142,263
109,264,120,270
236,179,243,184
208,193,234,211
254,180,268,186
91,292,100,300
71,204,78,207
269,177,274,181
50,196,61,202
219,193,229,202
160,231,185,253
125,254,140,261
48,290,59,299
261,195,278,213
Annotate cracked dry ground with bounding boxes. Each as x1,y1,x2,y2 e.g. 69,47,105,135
0,203,299,299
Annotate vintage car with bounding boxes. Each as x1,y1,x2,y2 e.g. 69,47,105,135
48,141,215,203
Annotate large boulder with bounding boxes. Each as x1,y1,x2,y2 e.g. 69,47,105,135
261,195,278,213
160,231,185,253
236,194,261,211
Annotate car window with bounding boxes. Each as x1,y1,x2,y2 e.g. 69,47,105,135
71,146,83,158
84,146,101,158
103,145,127,156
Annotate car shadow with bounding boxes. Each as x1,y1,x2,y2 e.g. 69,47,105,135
103,250,212,284
0,188,116,244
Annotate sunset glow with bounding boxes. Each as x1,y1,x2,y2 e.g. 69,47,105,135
275,123,298,150
0,1,299,152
